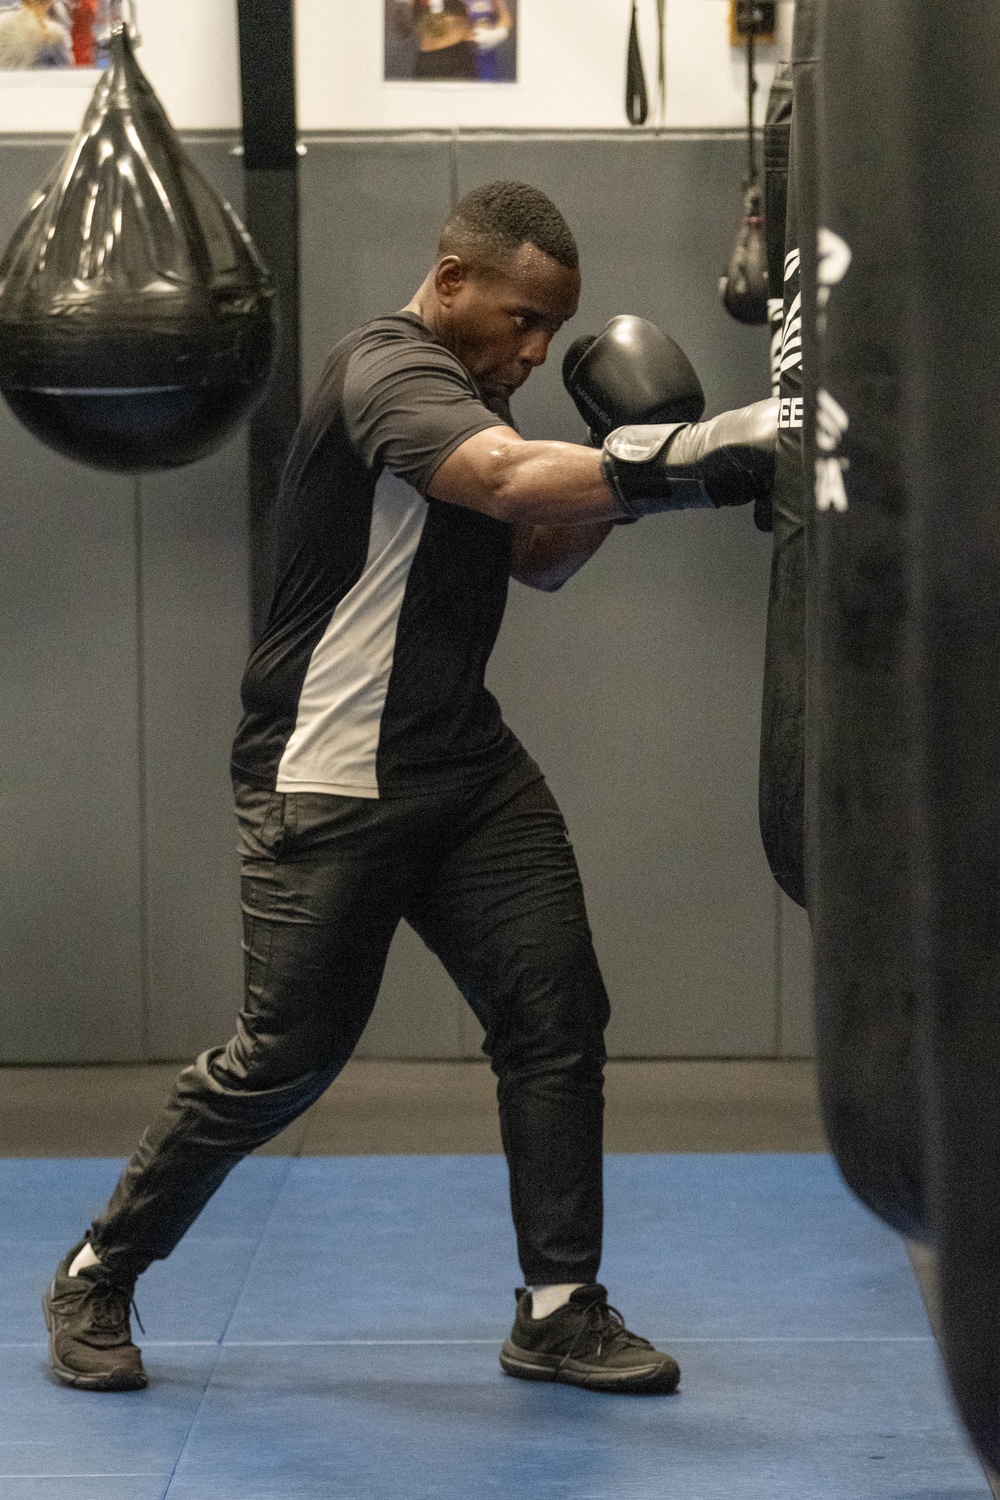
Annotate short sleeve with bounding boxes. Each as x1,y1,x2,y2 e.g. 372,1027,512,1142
343,324,506,493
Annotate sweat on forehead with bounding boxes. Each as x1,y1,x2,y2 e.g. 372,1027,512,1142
445,243,576,296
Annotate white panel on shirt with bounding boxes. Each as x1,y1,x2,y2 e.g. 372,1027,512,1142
275,470,428,797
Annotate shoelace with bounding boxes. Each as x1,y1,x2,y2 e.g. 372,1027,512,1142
557,1297,654,1370
72,1275,145,1336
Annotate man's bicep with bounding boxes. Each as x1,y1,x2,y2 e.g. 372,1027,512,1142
427,425,523,515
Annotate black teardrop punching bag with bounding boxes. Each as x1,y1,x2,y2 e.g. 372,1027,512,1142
0,25,276,472
810,0,929,1244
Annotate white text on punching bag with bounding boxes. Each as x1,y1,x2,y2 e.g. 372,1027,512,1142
815,228,854,513
816,387,850,513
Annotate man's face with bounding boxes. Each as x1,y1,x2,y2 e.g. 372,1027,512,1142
434,242,581,401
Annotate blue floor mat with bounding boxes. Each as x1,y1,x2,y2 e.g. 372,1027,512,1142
0,1154,988,1500
165,1341,983,1500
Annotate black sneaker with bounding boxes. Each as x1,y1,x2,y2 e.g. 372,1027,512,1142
499,1284,680,1394
42,1242,147,1391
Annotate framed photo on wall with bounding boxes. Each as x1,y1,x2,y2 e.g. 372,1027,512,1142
0,0,109,73
385,0,518,84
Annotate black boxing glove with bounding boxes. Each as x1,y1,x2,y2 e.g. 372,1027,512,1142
601,398,779,519
563,315,706,445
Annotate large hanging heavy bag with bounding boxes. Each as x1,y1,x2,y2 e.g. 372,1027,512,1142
809,0,929,1243
901,4,1000,1469
757,52,807,907
0,24,275,472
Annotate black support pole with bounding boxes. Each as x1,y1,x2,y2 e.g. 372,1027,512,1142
236,0,300,640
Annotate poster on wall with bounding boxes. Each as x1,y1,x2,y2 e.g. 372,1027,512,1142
385,1,517,83
0,0,108,72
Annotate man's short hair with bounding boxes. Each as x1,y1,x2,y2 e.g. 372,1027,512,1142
438,181,579,274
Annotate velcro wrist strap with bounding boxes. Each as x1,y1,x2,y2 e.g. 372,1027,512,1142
601,423,716,516
600,449,643,520
604,423,687,465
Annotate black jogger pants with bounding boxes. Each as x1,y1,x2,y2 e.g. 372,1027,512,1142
90,751,611,1287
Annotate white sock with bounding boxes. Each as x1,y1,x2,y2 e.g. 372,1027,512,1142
68,1243,102,1278
529,1283,585,1319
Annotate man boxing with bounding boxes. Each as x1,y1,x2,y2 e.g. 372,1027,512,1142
44,181,775,1398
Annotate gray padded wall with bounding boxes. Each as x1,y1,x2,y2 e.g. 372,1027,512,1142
1,130,812,1063
139,141,250,1061
0,138,250,1064
0,142,144,1063
299,139,453,390
780,895,814,1056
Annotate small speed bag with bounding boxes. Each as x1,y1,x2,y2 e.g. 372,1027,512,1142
721,182,770,327
0,27,276,473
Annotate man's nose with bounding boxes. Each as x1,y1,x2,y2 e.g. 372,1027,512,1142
520,331,552,368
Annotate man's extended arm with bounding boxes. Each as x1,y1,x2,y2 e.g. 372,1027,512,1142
429,312,779,587
429,425,623,527
429,397,778,534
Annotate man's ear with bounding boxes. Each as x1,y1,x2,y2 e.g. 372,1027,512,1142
434,255,467,307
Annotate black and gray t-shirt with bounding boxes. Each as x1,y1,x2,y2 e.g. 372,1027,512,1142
231,312,522,798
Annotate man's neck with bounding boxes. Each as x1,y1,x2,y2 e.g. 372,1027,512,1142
403,274,445,341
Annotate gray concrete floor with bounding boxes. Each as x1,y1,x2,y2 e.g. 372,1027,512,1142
0,1058,827,1157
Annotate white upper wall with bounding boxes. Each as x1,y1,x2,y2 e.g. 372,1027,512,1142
0,0,793,135
0,0,242,134
298,0,794,132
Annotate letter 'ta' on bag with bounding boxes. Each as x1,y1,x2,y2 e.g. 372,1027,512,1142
0,26,276,473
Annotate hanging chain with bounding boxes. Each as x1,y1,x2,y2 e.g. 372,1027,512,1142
746,14,759,185
104,0,140,43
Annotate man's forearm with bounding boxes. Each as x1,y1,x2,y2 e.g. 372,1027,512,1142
429,406,777,527
430,427,626,526
510,521,615,593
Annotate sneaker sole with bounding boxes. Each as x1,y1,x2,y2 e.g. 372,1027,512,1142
42,1290,148,1393
499,1341,679,1395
